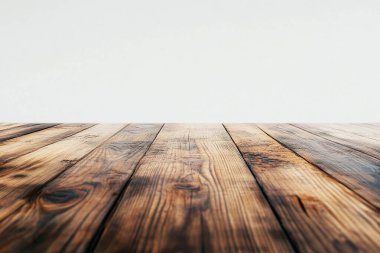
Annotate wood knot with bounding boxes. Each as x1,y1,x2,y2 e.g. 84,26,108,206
42,189,79,204
12,174,27,178
40,188,87,210
174,183,200,192
61,159,78,167
169,174,210,211
173,173,202,192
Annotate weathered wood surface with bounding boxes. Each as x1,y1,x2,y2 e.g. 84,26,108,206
314,123,380,142
0,124,162,253
0,123,379,253
0,124,125,221
0,124,24,131
259,124,380,209
294,124,380,159
225,124,380,253
0,124,94,165
0,124,58,142
95,124,293,253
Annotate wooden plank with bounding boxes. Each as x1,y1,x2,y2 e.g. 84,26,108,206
0,124,125,221
0,123,24,131
0,123,94,165
0,124,58,142
294,124,380,159
0,124,162,253
94,124,294,253
322,124,380,142
225,124,380,253
258,124,380,209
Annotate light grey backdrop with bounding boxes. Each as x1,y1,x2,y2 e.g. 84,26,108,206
1,0,379,122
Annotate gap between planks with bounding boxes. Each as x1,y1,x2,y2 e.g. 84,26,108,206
93,124,294,253
86,123,164,253
258,124,380,210
225,124,380,252
0,124,127,222
0,124,95,165
291,124,380,161
0,124,163,253
222,124,300,253
0,123,379,253
0,124,59,142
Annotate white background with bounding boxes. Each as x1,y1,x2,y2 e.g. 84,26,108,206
1,0,379,122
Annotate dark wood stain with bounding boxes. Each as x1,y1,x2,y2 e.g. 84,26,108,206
0,124,58,142
41,189,80,204
0,124,94,165
0,124,161,253
94,124,293,253
0,123,379,253
225,123,380,253
259,123,380,209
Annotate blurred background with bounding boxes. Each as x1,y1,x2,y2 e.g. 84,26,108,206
0,0,379,122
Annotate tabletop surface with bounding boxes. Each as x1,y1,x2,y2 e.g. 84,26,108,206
0,123,379,253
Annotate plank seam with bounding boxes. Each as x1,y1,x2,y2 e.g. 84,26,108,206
86,123,165,253
222,124,300,253
27,124,130,199
0,123,37,133
291,124,380,161
0,124,96,164
324,125,380,142
257,124,380,212
0,124,130,223
0,123,60,143
0,124,27,132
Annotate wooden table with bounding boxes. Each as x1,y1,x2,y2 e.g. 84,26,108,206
0,123,379,253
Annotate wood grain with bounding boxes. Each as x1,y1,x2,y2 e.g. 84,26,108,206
94,124,294,253
0,124,125,221
0,123,379,252
294,124,380,159
0,124,24,131
320,123,380,142
0,124,58,142
0,124,94,165
0,124,162,253
225,124,380,253
259,123,380,209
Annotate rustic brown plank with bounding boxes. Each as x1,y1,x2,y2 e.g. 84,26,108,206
322,124,380,142
225,124,380,253
293,124,380,159
94,124,294,253
258,123,380,209
0,124,94,165
0,124,162,253
0,124,58,142
0,124,125,221
0,124,24,131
